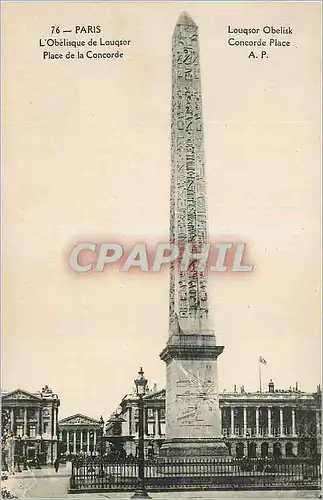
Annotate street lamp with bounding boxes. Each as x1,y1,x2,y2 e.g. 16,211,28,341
131,367,151,499
99,415,105,477
99,416,104,454
89,428,95,475
89,430,95,479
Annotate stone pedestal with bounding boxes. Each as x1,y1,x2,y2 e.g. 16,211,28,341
160,333,228,457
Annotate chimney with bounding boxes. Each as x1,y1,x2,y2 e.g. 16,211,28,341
268,379,275,393
234,384,237,393
153,383,157,392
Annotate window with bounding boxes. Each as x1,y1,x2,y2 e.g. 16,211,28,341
147,409,154,418
16,425,23,437
29,424,36,437
160,409,165,418
113,424,122,436
43,423,49,434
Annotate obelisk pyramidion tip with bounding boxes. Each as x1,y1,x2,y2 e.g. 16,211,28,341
176,11,197,27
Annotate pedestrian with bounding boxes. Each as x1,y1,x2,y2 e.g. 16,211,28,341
54,458,59,473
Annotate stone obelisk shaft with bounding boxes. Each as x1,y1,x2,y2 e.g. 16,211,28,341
160,12,227,458
169,11,209,334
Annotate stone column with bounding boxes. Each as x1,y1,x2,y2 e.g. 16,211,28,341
53,407,57,439
80,431,83,451
59,431,63,441
73,431,76,453
24,407,28,436
10,409,14,433
47,407,52,438
37,408,41,436
292,408,296,436
256,407,260,436
280,408,284,436
87,431,90,453
243,407,247,437
128,408,132,436
66,430,70,452
292,442,297,455
94,430,97,449
267,407,272,436
230,407,235,436
155,409,160,437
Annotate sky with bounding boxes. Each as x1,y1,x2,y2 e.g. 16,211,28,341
2,2,321,421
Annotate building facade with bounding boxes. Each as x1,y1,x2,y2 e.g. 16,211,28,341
105,381,321,459
1,386,60,465
58,414,103,456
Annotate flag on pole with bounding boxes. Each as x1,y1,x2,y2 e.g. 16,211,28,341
258,356,267,392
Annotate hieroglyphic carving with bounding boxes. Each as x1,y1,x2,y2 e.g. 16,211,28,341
169,14,210,332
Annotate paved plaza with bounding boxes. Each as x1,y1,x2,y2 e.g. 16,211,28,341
1,465,321,500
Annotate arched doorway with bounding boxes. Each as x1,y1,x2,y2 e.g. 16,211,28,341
248,442,257,458
273,442,282,458
286,442,294,457
236,442,244,458
261,442,269,458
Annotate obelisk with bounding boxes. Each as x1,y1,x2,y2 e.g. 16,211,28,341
159,12,228,457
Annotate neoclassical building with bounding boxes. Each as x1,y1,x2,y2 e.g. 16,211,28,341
58,414,103,455
105,380,321,459
1,385,60,465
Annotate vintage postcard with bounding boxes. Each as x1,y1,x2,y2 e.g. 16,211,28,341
1,1,321,499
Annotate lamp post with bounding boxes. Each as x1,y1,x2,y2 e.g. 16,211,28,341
131,367,151,499
89,430,95,479
89,430,94,459
99,415,105,477
22,436,28,469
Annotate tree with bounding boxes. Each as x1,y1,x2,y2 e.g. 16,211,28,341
2,409,11,445
1,409,12,467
